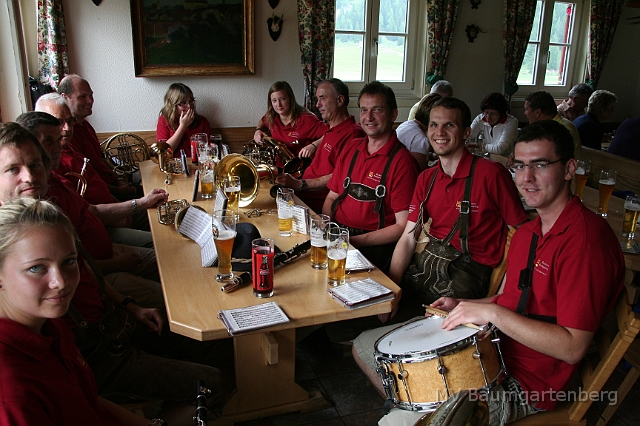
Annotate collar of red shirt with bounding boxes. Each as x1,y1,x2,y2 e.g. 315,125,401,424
356,131,400,157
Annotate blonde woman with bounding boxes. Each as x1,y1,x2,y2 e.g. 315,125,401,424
157,83,211,157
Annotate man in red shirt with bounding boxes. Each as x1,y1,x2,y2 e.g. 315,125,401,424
58,74,137,200
275,78,365,212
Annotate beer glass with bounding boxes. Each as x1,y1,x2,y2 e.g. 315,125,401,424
326,225,349,286
574,159,590,201
199,159,215,199
277,187,294,237
622,195,640,240
597,170,617,217
190,133,208,164
212,209,237,281
252,238,274,298
223,176,241,215
309,214,330,269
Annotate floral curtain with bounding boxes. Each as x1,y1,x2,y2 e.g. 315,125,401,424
297,0,335,111
587,0,626,89
426,0,460,86
502,0,537,99
37,0,69,90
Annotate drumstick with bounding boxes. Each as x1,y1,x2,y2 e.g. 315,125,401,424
422,305,483,330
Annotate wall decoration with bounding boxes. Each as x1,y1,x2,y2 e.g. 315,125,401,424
130,0,254,76
470,0,481,9
267,14,283,41
465,24,482,42
268,0,279,9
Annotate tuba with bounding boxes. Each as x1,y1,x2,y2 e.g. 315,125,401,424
149,141,184,184
214,154,277,207
101,133,150,176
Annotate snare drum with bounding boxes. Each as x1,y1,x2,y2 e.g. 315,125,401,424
374,316,506,412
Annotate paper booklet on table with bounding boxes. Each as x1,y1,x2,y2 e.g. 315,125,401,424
177,206,218,267
346,249,375,273
327,278,394,310
217,302,290,335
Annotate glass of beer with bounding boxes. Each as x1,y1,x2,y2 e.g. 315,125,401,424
199,159,215,199
224,176,241,215
309,214,330,269
326,225,349,286
212,209,237,281
597,170,617,217
574,159,590,201
277,187,294,236
622,195,640,240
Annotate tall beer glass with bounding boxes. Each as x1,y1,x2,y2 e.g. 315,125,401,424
224,176,241,215
326,225,349,286
622,195,640,240
309,214,330,269
199,159,215,199
212,209,237,281
574,159,590,201
277,188,294,236
597,170,617,217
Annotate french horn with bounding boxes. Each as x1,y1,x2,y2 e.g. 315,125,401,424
101,133,150,176
214,154,277,207
149,141,184,184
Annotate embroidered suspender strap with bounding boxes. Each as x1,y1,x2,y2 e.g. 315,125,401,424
458,156,479,262
331,150,360,217
515,233,538,316
411,169,439,241
373,142,404,229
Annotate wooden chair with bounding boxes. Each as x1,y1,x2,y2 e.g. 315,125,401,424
487,226,516,297
512,290,640,425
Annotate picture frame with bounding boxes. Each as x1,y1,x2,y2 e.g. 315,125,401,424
130,0,254,77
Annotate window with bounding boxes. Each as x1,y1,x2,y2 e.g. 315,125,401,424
517,0,586,94
332,0,426,97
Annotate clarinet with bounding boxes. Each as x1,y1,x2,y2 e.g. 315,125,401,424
194,380,208,426
221,240,311,292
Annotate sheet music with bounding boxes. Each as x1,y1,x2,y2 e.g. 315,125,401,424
177,207,218,267
291,204,308,234
346,249,375,273
327,278,393,309
214,187,228,212
217,302,290,335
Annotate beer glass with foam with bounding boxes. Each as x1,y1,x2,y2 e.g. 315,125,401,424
309,214,330,269
212,209,237,281
277,188,294,236
224,176,241,215
574,159,590,200
326,225,349,286
597,170,617,217
622,195,640,240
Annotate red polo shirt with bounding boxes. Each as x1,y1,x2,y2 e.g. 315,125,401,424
262,112,329,163
47,173,113,260
57,144,114,205
299,116,364,212
156,114,211,158
494,197,623,410
328,133,419,231
0,318,120,425
408,149,526,267
71,120,117,185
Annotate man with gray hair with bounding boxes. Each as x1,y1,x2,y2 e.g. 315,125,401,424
557,83,593,121
408,80,453,120
574,90,617,150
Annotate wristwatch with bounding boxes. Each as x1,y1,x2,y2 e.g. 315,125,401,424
149,419,167,426
300,179,308,191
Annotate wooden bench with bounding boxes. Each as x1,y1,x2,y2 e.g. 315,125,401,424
581,146,640,195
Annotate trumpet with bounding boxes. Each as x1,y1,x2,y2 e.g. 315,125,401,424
64,157,89,197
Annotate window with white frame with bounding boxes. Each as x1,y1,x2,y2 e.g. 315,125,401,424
332,0,426,97
517,0,586,95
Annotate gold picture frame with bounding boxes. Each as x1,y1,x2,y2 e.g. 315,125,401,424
130,0,254,77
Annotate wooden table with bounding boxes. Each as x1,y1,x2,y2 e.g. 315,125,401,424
139,160,401,423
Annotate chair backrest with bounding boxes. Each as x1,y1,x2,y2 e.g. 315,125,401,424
101,132,150,176
487,226,516,297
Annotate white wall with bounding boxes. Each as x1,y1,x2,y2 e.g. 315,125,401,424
61,0,305,132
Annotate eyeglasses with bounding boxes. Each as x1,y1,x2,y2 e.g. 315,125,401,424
509,159,563,173
177,99,196,108
483,111,501,118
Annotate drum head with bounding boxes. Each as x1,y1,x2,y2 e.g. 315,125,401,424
376,316,479,357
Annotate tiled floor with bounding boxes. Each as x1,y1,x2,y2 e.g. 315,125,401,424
236,328,640,426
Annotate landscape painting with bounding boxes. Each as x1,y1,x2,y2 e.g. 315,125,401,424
131,0,254,76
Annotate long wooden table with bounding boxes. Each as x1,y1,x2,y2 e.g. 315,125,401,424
139,160,401,423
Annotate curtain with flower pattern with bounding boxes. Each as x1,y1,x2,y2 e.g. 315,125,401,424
503,0,537,99
426,0,460,86
297,0,335,110
587,0,626,89
37,0,69,90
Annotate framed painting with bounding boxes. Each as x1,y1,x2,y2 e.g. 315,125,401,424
131,0,254,76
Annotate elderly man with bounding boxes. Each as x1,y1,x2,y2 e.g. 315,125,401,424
557,83,593,121
408,80,453,120
58,74,136,200
14,112,166,307
323,81,419,274
0,122,229,415
275,78,365,212
524,91,582,159
376,120,624,426
573,90,617,150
